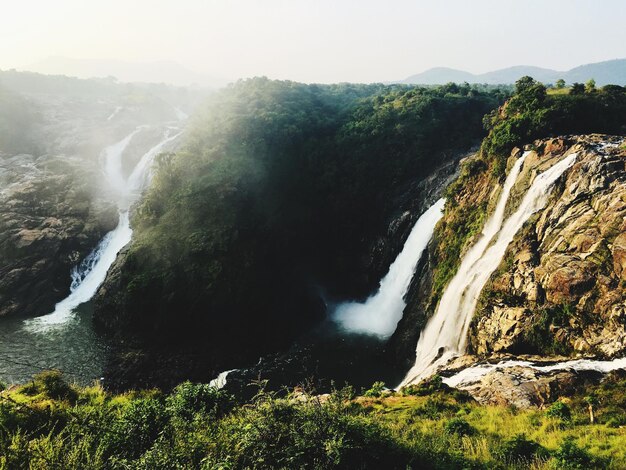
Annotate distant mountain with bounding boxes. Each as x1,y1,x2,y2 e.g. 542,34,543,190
402,59,626,86
401,67,476,84
565,59,626,85
24,56,229,88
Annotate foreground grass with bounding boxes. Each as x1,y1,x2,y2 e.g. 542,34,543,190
0,371,625,469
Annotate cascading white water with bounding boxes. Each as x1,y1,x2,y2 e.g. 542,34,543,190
127,128,183,197
103,126,145,195
443,357,626,388
209,369,236,389
106,106,124,121
24,212,133,332
400,151,578,386
25,126,182,332
333,198,445,337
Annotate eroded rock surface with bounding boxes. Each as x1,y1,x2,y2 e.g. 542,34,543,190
453,365,601,408
0,154,116,317
469,135,626,357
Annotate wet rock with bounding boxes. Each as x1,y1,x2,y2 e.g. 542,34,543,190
457,366,600,408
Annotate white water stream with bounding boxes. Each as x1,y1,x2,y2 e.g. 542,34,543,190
401,151,579,386
444,357,626,388
333,198,445,338
209,369,236,389
24,127,182,332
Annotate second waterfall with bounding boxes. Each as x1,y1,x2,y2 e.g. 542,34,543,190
401,151,579,386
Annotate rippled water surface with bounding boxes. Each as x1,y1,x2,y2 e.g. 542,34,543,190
0,302,107,385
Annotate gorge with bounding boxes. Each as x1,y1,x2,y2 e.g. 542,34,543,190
1,71,626,468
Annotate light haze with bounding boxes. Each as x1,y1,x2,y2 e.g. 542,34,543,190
1,0,625,84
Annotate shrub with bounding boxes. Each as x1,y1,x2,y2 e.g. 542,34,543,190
27,370,78,402
363,381,386,398
444,417,474,436
401,375,445,396
551,438,593,469
101,397,167,459
498,433,546,463
547,401,571,421
221,393,409,468
166,381,234,421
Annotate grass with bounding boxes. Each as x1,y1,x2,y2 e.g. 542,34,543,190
1,371,626,468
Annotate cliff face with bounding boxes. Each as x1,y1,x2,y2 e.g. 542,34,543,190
0,155,117,317
470,135,626,358
391,134,626,378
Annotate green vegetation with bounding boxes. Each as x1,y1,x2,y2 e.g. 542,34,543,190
481,77,626,169
2,370,626,468
96,78,507,380
363,381,387,398
520,305,577,356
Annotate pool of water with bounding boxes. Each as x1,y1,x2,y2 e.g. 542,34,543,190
0,302,107,386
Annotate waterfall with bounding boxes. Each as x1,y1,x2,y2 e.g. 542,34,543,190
333,198,445,338
24,212,133,332
400,151,578,386
127,129,183,196
106,106,124,121
103,126,144,196
25,127,182,332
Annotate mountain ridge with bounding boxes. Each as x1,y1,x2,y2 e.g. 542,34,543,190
22,56,229,88
402,58,626,86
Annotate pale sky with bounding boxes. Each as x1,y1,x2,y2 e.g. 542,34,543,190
1,0,625,83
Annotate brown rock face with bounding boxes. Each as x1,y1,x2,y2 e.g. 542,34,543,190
454,365,600,408
0,156,116,317
613,233,626,280
468,135,626,358
473,306,532,354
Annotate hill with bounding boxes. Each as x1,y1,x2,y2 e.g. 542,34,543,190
23,56,228,88
92,79,507,389
402,59,626,86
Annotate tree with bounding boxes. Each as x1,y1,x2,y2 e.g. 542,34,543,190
508,76,546,112
570,83,585,95
585,78,596,93
556,79,566,89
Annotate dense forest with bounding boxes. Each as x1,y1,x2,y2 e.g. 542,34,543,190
0,85,40,155
94,78,508,385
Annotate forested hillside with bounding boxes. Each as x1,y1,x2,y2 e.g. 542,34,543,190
94,78,507,386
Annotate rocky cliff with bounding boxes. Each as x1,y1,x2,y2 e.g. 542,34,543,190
391,134,626,407
0,154,116,317
470,135,626,358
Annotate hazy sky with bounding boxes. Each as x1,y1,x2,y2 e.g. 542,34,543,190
1,0,625,83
